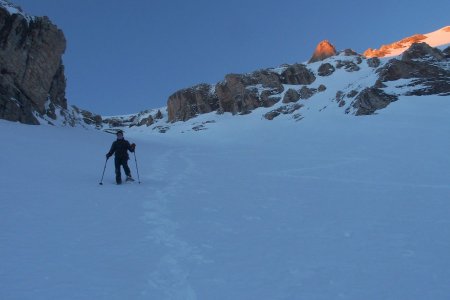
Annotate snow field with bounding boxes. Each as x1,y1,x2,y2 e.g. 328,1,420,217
1,94,450,299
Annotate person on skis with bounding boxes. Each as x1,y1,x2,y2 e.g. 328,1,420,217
106,130,136,184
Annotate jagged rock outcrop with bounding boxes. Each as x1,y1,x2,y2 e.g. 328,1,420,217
0,3,67,124
168,70,285,122
367,57,381,68
102,109,163,128
71,106,102,127
154,109,163,119
216,72,280,116
308,40,337,63
335,91,345,107
251,69,284,90
351,42,449,115
347,90,358,98
166,63,319,122
138,115,154,126
282,89,300,103
376,43,450,96
336,60,360,72
318,63,335,76
351,88,398,115
280,64,316,85
264,103,303,120
341,49,359,56
318,84,327,92
377,59,442,82
401,42,445,61
298,86,317,99
167,83,219,122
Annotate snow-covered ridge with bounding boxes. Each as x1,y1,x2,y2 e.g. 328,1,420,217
0,0,35,22
99,40,448,134
364,25,450,58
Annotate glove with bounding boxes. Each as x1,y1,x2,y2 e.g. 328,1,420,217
130,143,136,151
106,153,111,159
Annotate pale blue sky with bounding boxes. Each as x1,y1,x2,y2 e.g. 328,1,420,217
14,0,450,115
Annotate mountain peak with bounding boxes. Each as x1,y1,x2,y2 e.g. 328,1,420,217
308,40,337,63
364,26,450,58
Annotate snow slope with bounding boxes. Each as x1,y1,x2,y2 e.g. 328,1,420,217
1,92,450,299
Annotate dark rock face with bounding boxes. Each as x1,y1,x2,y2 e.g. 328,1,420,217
138,115,154,126
260,89,282,107
443,46,450,59
376,43,450,96
165,59,325,122
0,7,67,124
352,88,398,115
280,64,316,85
341,49,359,56
251,69,283,90
102,109,163,128
167,83,219,122
318,63,335,76
347,90,358,98
298,86,317,99
282,89,300,103
336,60,360,72
308,40,337,63
154,110,163,119
401,42,445,61
367,57,381,68
350,43,449,115
72,106,103,127
264,103,303,120
378,59,445,82
168,70,284,122
215,74,260,115
318,84,326,92
335,91,345,107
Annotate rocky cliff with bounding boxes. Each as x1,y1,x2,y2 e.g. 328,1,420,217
102,25,449,132
166,64,318,122
0,0,88,125
163,27,449,126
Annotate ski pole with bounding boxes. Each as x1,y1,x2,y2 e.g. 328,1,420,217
133,151,141,184
99,157,108,185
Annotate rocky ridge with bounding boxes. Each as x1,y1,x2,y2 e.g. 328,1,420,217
163,38,449,127
364,26,450,58
0,1,448,132
66,34,450,132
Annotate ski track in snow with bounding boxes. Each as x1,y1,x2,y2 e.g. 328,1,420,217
141,148,203,299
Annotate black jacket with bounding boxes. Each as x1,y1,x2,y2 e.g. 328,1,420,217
107,139,134,159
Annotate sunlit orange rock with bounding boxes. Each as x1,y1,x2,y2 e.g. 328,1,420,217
308,40,337,63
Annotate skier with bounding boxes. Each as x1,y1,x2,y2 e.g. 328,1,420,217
106,130,136,184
